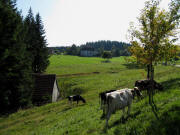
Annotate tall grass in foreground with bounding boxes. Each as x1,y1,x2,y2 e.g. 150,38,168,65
0,55,180,135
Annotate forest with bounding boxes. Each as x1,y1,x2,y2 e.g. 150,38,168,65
49,40,131,57
0,0,49,113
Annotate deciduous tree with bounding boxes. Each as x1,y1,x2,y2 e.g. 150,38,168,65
102,51,112,62
128,0,180,104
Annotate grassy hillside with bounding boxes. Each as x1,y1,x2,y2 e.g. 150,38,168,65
46,55,126,75
0,55,180,135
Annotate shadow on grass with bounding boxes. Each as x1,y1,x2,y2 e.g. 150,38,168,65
122,63,144,69
101,116,128,133
111,110,141,128
110,116,128,127
101,60,111,63
151,99,159,120
111,111,142,135
100,113,106,120
101,110,141,132
160,78,180,90
130,110,142,118
113,105,180,135
150,78,180,120
61,103,86,113
146,104,180,135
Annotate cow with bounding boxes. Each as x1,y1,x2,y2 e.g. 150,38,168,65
105,87,142,127
67,95,86,104
99,89,116,114
135,79,163,93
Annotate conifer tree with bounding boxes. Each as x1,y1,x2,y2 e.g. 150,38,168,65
33,13,49,73
24,10,49,73
0,0,33,113
24,8,36,52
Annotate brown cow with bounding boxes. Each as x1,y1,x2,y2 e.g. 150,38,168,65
135,79,163,92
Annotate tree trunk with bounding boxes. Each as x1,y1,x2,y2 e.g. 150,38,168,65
147,64,150,80
148,64,154,104
137,57,139,65
165,58,168,66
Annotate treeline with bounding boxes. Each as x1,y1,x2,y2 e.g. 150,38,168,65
49,40,131,56
0,0,49,113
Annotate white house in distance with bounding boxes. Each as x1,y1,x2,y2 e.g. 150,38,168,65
80,47,98,57
32,74,60,105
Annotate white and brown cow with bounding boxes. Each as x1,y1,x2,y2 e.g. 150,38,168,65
105,87,141,127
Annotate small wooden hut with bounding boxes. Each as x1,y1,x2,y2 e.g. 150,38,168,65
32,74,60,105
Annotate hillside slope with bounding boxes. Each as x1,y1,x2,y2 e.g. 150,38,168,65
0,56,180,135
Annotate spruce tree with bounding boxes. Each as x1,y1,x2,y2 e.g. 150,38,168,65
24,8,36,52
24,10,49,73
33,13,49,73
0,0,33,113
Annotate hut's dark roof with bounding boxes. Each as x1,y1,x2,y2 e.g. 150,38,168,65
32,74,57,104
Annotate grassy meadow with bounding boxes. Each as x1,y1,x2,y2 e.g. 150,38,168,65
0,55,180,135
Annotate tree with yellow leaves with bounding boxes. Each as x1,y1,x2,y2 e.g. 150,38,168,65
128,0,180,104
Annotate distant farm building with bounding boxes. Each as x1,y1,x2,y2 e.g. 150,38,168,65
32,74,60,105
80,47,98,57
48,48,56,54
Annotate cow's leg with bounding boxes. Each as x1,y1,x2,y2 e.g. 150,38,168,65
102,105,105,116
121,107,125,122
106,110,111,128
68,99,70,105
70,99,72,106
122,108,125,117
102,102,107,117
127,104,131,116
99,99,101,109
101,101,105,110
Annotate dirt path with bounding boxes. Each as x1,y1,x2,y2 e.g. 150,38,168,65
57,72,100,77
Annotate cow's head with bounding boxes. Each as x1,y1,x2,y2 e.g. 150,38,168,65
131,87,142,99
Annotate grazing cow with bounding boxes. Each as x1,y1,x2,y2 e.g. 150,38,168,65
67,95,86,104
105,88,142,127
135,79,163,92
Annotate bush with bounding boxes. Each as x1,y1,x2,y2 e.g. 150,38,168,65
102,51,112,60
59,81,85,98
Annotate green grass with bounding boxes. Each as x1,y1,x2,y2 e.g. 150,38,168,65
46,55,126,75
0,55,180,135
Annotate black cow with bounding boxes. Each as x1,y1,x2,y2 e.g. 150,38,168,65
99,90,116,107
135,79,163,92
99,90,117,117
67,95,86,104
99,90,116,118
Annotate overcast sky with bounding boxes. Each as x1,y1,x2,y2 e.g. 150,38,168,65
17,0,177,47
